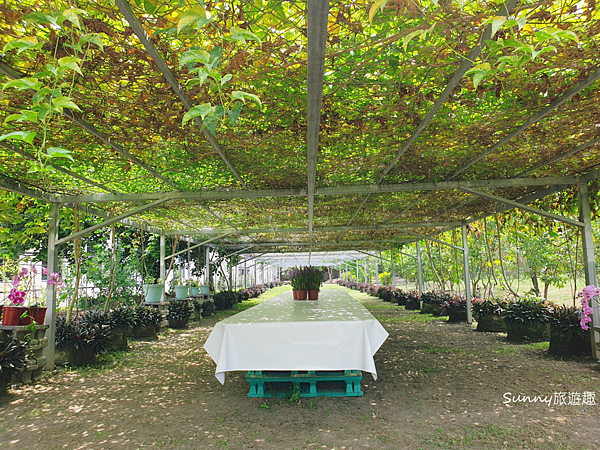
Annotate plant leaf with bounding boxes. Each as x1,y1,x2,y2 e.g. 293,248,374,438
229,26,262,47
3,36,41,54
231,90,261,106
58,56,83,75
46,147,74,161
227,101,242,126
177,7,210,34
369,0,389,24
182,103,215,124
0,131,36,144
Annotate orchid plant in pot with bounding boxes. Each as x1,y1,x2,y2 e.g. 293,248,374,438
4,264,61,326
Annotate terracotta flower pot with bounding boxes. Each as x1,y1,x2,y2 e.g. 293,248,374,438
308,289,319,300
296,290,307,300
292,289,298,300
2,306,27,326
28,307,47,325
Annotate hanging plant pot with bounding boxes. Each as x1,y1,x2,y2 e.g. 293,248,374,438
296,290,307,300
143,284,164,303
308,289,319,300
506,321,550,342
175,286,190,299
2,306,27,326
476,314,506,332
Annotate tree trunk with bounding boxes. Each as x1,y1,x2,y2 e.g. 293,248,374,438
531,272,540,294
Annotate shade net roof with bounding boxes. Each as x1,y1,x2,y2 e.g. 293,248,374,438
1,0,599,257
248,251,372,268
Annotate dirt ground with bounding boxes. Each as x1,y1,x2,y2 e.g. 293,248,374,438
1,285,599,449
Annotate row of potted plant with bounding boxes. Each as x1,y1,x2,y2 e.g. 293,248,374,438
290,267,323,300
339,280,594,356
142,277,211,303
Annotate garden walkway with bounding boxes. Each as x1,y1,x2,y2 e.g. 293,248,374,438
1,285,599,449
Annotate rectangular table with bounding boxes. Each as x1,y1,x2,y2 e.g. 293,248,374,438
203,289,389,385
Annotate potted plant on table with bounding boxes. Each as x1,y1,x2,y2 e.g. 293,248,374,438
3,265,58,326
290,267,309,300
306,267,323,300
189,279,200,296
173,271,190,299
167,299,193,328
142,277,165,303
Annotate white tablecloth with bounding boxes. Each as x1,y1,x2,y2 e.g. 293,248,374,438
203,289,389,384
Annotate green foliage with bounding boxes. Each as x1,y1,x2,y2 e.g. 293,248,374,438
213,291,238,311
473,298,508,319
378,271,392,286
0,333,27,377
502,297,550,326
133,306,162,328
200,300,216,317
547,305,588,342
55,317,111,355
167,299,193,321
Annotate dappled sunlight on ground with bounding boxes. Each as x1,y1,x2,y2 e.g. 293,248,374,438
1,285,599,449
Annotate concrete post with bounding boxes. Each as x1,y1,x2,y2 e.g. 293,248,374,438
391,246,395,289
417,241,423,295
579,183,599,358
44,203,60,370
462,224,473,324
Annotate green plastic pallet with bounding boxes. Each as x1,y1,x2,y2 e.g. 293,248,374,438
246,370,363,398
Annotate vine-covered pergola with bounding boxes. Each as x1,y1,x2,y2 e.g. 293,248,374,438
1,0,600,364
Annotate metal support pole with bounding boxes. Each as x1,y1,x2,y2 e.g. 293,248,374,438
205,246,210,290
229,257,233,291
416,242,424,295
391,246,395,289
160,235,166,301
364,258,368,284
579,183,599,358
375,257,379,286
44,203,60,370
462,224,473,324
187,241,191,280
159,235,166,280
244,260,247,288
254,262,257,286
356,260,359,282
262,263,265,285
